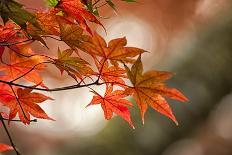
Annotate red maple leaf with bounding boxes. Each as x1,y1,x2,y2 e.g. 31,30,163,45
94,59,127,86
1,88,53,124
58,0,104,34
125,55,189,124
0,52,46,86
88,86,134,128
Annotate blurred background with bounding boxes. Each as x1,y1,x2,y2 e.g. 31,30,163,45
1,0,232,155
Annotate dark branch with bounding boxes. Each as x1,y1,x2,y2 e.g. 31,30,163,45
0,114,21,155
0,39,33,46
2,118,37,123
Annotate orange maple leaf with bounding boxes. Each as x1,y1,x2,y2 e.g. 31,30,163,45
0,144,13,153
31,9,61,36
125,55,189,125
82,32,145,66
88,86,134,128
1,88,53,124
0,23,31,54
0,23,20,42
59,23,90,49
0,89,14,104
54,48,93,81
58,0,104,34
0,52,46,86
95,59,127,86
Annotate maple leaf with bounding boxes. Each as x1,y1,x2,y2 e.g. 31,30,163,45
28,9,60,36
95,59,127,86
0,89,15,104
59,23,90,49
27,9,77,47
0,23,27,44
0,144,13,153
58,0,104,34
0,52,46,86
1,88,53,124
0,23,17,41
54,48,93,81
124,55,189,124
0,0,40,29
88,86,134,128
0,23,35,55
82,32,145,66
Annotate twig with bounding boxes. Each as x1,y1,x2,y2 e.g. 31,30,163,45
10,61,52,83
0,79,131,92
3,118,37,123
0,114,21,155
0,39,33,46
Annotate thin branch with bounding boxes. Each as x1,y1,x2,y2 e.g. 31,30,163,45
41,35,62,41
10,61,52,83
7,46,32,58
0,39,33,46
96,58,107,83
0,79,131,91
0,79,97,91
96,2,108,9
2,118,37,123
93,0,101,6
8,45,55,60
0,114,21,155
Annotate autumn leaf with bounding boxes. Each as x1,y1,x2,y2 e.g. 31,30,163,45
124,55,189,125
28,10,60,36
88,86,134,128
54,48,93,81
59,23,90,49
0,23,17,42
26,10,62,47
2,88,53,124
95,59,127,86
0,23,28,47
0,0,40,29
0,89,15,104
0,144,13,153
0,52,46,86
82,32,145,66
0,23,37,54
58,0,104,34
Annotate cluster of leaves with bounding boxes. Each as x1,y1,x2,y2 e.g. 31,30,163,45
0,0,188,154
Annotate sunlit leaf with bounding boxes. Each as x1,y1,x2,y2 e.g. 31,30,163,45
1,88,53,124
88,85,134,128
125,55,189,124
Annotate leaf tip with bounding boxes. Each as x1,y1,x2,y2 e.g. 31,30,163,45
173,119,179,126
142,118,145,125
132,125,135,130
48,117,56,121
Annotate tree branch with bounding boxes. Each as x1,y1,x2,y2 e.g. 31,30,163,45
0,114,21,155
0,39,33,46
0,79,130,92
